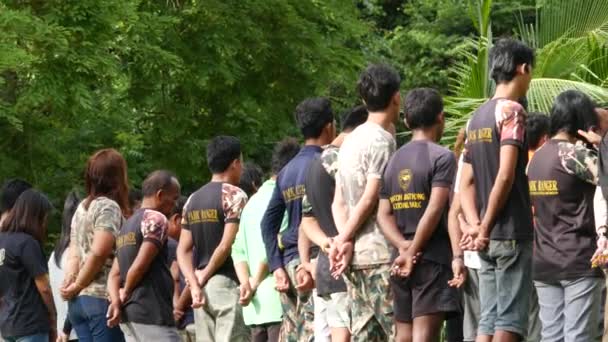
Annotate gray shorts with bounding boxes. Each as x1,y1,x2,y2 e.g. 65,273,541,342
478,240,533,337
120,322,181,342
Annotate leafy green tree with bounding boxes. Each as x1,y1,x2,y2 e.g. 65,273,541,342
0,0,372,239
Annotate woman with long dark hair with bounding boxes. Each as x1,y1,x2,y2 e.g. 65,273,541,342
528,90,603,341
61,149,129,342
0,189,56,342
49,191,80,342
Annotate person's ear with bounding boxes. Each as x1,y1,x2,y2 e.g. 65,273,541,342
438,111,445,124
392,91,401,107
518,63,529,75
156,189,164,203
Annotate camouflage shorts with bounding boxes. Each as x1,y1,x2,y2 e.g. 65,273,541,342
345,264,395,342
278,258,315,342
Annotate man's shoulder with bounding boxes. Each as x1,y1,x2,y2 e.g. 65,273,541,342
222,183,248,200
320,146,339,178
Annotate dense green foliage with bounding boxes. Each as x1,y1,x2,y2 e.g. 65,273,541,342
1,0,608,246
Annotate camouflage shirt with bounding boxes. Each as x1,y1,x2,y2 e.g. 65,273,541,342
70,197,124,298
558,140,598,185
336,122,396,267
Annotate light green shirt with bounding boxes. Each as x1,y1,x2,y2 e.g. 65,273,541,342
232,179,285,325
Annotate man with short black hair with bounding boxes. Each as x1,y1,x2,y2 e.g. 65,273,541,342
232,139,301,342
331,64,400,340
378,88,462,342
178,136,250,342
459,38,535,342
261,98,336,341
300,105,369,342
0,179,32,226
526,113,550,160
107,170,182,342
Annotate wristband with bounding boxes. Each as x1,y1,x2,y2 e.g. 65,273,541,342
453,255,464,261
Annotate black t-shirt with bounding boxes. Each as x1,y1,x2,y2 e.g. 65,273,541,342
0,232,49,337
116,209,175,326
528,139,602,281
303,154,347,296
380,140,456,265
182,182,248,282
463,98,533,240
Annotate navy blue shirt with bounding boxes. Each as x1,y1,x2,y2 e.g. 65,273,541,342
262,145,322,271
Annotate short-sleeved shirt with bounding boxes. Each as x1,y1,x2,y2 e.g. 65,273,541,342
116,209,174,326
380,140,456,265
463,99,533,240
232,179,284,326
302,146,347,296
528,139,602,281
0,232,49,337
182,182,247,282
337,121,396,266
70,197,124,298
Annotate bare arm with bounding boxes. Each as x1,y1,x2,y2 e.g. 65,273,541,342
447,194,463,257
377,199,408,252
409,187,451,255
62,243,79,286
65,230,115,297
459,163,481,226
122,242,159,297
177,229,196,291
107,259,121,304
200,222,239,284
479,145,519,237
170,260,181,306
301,216,331,251
106,259,122,327
298,223,312,264
234,261,250,289
34,274,57,336
331,181,348,233
175,285,192,312
251,262,269,289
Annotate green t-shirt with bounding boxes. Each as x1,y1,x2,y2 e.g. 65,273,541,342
231,179,286,325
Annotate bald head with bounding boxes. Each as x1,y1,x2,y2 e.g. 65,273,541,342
142,170,179,197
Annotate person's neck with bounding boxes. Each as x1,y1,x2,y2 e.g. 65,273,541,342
331,133,348,147
139,197,159,211
304,138,325,147
211,172,235,185
411,128,439,143
270,175,278,181
493,83,523,101
552,131,576,143
367,111,394,131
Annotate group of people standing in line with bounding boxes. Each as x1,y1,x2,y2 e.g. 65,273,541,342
2,37,608,342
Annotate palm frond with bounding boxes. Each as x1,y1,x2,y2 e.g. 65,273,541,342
527,78,608,112
536,0,608,47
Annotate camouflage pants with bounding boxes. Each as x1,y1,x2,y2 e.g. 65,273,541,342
279,258,315,342
345,264,395,342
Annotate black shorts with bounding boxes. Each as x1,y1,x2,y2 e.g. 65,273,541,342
391,259,460,322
